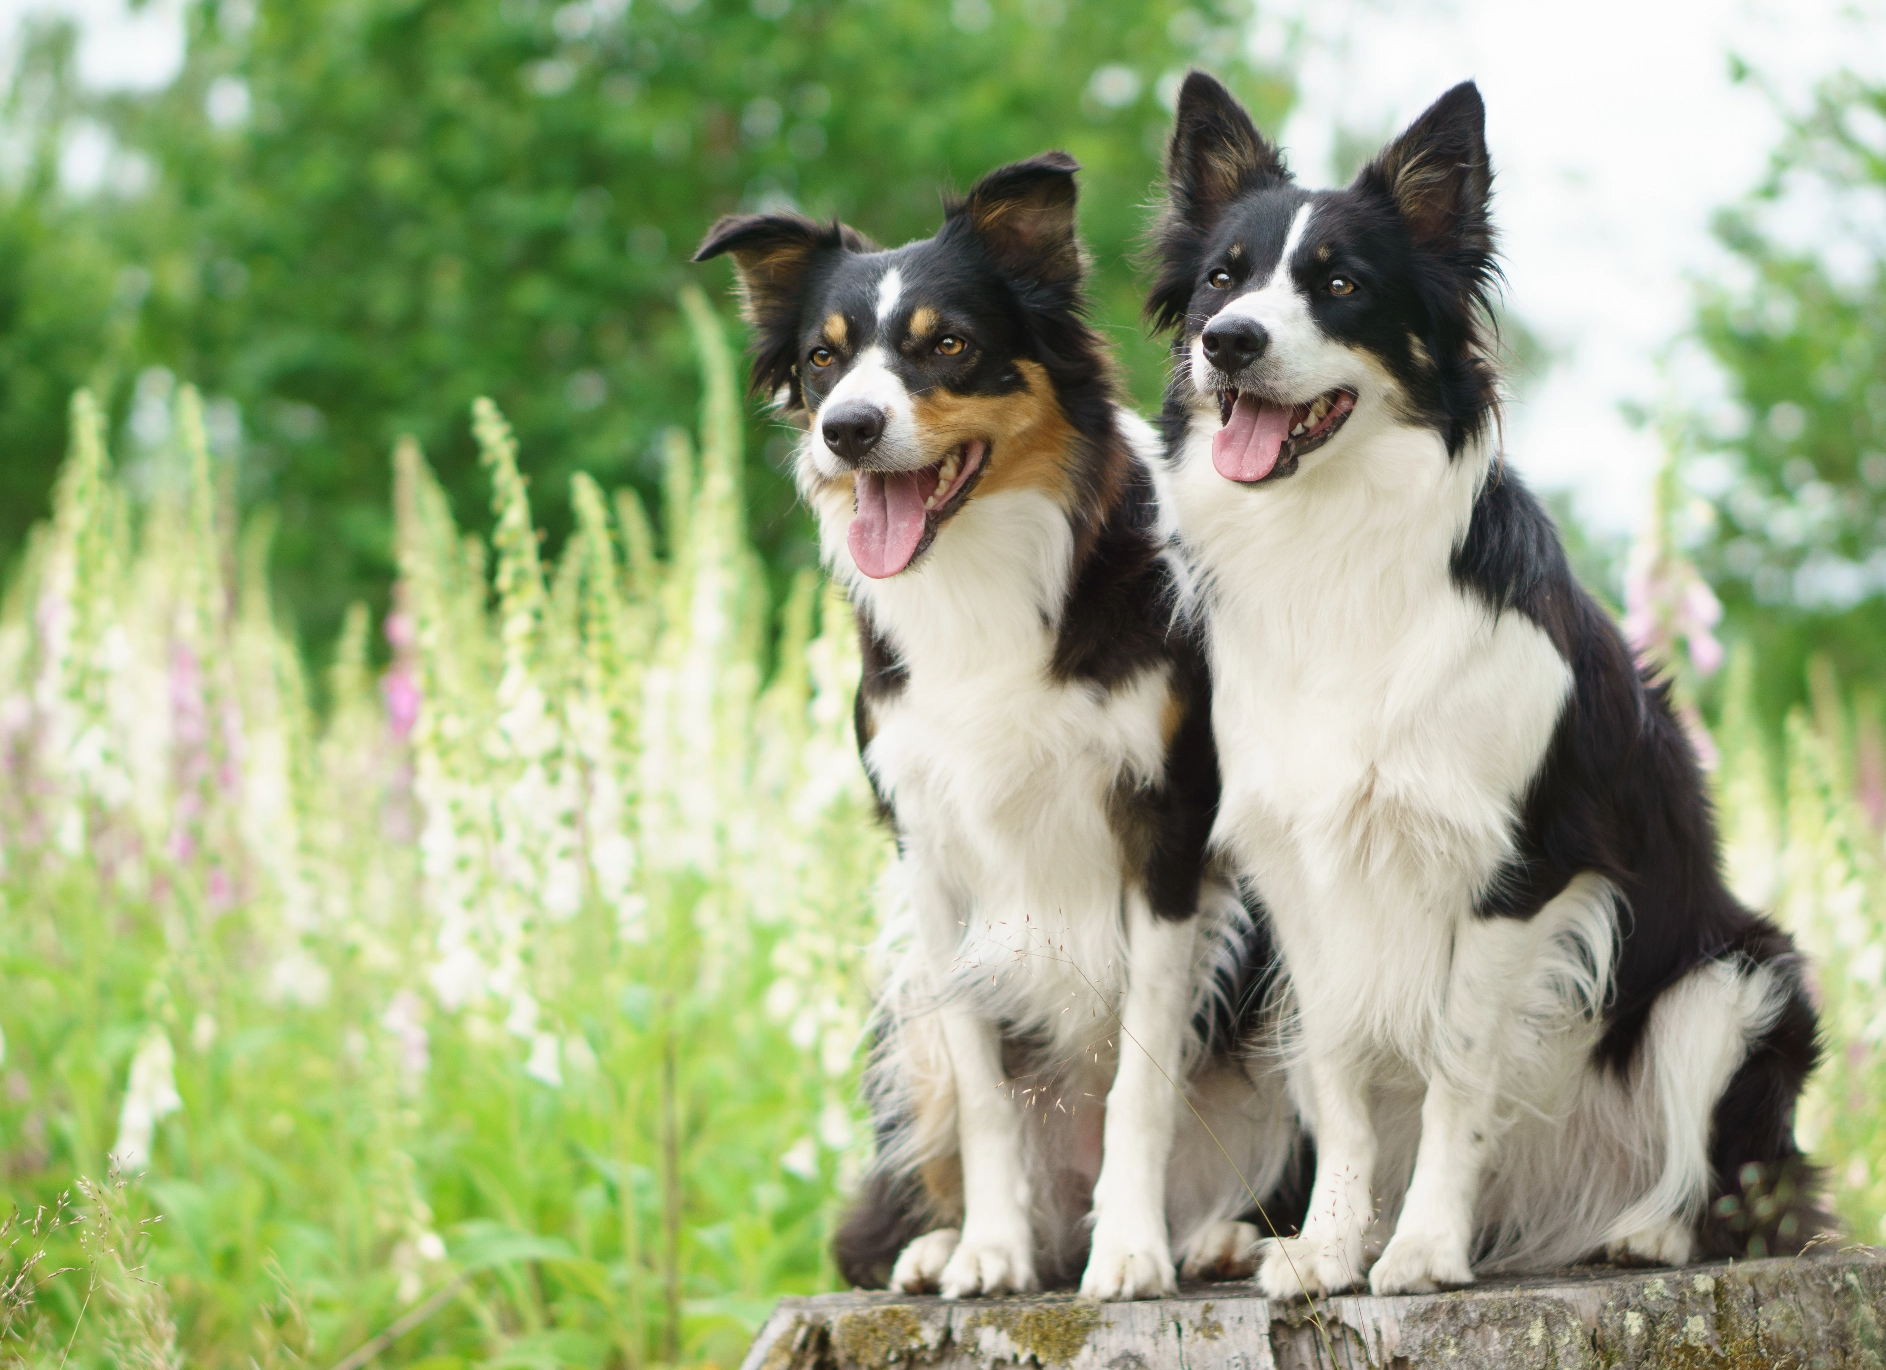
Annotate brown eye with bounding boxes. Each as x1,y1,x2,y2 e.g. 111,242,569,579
935,335,965,356
809,346,834,368
1328,276,1356,296
1207,268,1234,289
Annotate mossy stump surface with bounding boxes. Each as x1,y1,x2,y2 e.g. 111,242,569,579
743,1248,1886,1370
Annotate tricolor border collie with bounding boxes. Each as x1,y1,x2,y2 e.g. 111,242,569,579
696,153,1301,1299
1148,72,1823,1297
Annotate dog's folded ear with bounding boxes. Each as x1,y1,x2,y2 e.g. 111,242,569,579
1359,81,1491,260
694,214,870,403
1164,71,1289,227
954,151,1085,287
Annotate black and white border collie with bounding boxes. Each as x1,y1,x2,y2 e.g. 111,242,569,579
696,154,1301,1300
1147,73,1824,1297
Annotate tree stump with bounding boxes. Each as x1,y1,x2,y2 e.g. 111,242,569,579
742,1248,1886,1369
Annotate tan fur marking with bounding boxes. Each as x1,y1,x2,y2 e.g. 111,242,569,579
730,242,813,327
908,306,939,340
907,1016,965,1223
1315,243,1333,263
1226,242,1243,260
1161,689,1184,749
909,359,1079,507
1201,146,1257,207
919,1155,965,1223
824,312,848,348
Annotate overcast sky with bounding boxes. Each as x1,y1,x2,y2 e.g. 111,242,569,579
4,0,1883,536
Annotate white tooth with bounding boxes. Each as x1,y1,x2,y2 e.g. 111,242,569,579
1290,424,1307,437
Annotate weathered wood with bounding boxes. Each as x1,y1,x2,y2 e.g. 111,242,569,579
743,1248,1886,1370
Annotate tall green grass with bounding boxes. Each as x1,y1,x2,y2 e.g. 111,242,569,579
0,289,1879,1368
0,289,886,1368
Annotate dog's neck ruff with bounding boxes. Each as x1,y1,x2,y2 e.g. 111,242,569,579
813,411,1184,1051
1173,404,1490,629
834,479,1076,679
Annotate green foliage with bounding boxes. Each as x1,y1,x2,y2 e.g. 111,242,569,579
1,0,1289,649
0,22,142,570
0,302,1882,1365
1715,650,1886,1244
0,297,889,1367
1687,69,1886,730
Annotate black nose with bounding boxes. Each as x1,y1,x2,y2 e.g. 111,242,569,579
822,402,886,464
1201,317,1269,373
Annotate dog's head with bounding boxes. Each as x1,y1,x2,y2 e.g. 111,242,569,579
1147,72,1499,485
696,153,1107,580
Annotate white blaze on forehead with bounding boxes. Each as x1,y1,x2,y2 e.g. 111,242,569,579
1258,203,1314,291
875,266,904,323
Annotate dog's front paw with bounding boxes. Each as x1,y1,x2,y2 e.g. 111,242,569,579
1605,1217,1694,1268
1368,1228,1474,1296
888,1228,961,1293
938,1228,1037,1298
1179,1220,1262,1281
1258,1234,1365,1300
1079,1224,1176,1301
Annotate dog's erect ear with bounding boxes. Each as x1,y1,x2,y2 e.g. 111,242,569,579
1359,81,1491,259
1144,71,1289,333
1164,71,1288,226
693,213,870,405
954,151,1084,287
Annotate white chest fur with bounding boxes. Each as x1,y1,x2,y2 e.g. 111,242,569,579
832,486,1173,1044
1166,419,1573,1060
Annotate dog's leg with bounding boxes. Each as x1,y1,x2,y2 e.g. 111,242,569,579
884,852,1037,1297
1080,892,1196,1299
1369,915,1533,1295
1260,1050,1375,1299
932,1005,1038,1296
1366,1075,1490,1294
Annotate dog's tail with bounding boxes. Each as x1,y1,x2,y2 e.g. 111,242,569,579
1697,940,1832,1258
832,1167,935,1289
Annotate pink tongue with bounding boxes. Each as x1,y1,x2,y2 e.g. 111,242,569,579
1212,395,1294,483
848,470,930,579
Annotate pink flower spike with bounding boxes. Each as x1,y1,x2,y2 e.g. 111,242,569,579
382,670,422,740
1688,629,1725,678
384,611,416,651
1682,579,1723,629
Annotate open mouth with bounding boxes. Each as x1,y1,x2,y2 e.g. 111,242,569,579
848,439,988,579
1211,387,1357,484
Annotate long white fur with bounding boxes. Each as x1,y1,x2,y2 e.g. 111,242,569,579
805,396,1294,1299
1162,203,1785,1295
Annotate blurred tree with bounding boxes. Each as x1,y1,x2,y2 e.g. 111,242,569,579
6,0,1292,647
1689,68,1886,731
0,21,141,554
